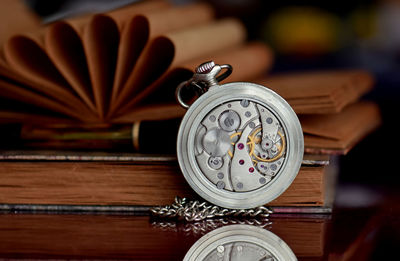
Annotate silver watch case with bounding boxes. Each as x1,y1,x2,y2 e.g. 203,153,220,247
177,82,303,209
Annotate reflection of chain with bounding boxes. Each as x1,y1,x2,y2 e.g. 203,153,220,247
152,218,272,237
150,197,272,222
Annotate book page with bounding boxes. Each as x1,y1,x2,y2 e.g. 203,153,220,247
256,70,374,114
110,3,214,107
0,0,40,47
301,102,381,154
269,167,326,206
110,16,150,106
82,14,120,119
0,78,93,121
3,34,96,117
45,22,95,113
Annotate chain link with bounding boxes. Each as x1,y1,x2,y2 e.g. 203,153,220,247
150,197,273,222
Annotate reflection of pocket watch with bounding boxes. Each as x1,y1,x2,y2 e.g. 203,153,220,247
184,224,297,261
176,61,303,209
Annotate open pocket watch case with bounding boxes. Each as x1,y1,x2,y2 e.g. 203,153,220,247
176,61,303,209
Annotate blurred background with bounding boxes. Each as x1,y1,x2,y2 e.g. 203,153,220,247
22,0,400,257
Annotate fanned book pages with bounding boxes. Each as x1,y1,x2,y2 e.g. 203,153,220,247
0,0,274,123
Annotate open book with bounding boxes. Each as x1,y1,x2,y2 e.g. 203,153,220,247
0,0,381,155
0,0,273,123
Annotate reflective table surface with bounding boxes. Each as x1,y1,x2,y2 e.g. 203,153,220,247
0,199,398,260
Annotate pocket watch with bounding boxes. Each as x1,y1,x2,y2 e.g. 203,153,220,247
183,224,297,261
176,61,303,209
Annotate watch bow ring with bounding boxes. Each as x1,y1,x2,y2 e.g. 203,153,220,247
176,61,304,209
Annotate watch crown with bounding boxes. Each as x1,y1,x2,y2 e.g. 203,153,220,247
195,61,215,74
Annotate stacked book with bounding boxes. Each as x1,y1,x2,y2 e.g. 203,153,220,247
0,0,381,213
